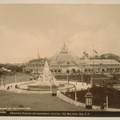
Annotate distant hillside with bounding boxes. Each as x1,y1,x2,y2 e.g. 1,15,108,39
0,63,25,72
94,53,120,62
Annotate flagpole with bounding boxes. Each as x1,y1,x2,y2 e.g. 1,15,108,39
83,55,85,84
83,50,87,84
93,46,95,74
91,46,95,86
83,51,90,84
111,59,113,74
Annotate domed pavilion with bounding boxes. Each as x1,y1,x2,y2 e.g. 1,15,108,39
49,43,81,74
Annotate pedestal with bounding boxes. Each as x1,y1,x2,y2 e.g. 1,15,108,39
86,105,92,109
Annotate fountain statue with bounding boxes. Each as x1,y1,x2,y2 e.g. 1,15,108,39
38,60,56,85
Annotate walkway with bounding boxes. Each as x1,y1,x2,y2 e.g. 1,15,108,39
0,80,91,94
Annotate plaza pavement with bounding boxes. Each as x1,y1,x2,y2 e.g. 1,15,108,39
0,80,91,94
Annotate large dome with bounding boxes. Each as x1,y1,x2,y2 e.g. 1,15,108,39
50,43,79,64
55,52,76,63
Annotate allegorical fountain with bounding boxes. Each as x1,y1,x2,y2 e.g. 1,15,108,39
38,61,56,85
19,60,74,91
27,60,58,91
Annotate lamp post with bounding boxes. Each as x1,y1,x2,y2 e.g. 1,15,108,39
67,73,69,83
85,89,93,109
81,72,84,84
1,75,3,86
15,70,16,83
77,70,80,82
106,95,108,110
0,71,5,86
52,85,57,96
74,85,77,103
105,86,109,110
67,62,70,83
14,64,17,83
90,75,93,85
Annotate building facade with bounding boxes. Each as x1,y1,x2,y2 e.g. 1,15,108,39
22,59,46,74
82,59,120,74
23,44,120,75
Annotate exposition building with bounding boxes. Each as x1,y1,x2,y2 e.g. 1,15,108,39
23,43,120,77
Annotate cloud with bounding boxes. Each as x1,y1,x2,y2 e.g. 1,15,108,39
69,21,120,57
0,4,120,63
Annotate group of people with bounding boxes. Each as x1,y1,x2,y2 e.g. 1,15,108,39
6,84,18,90
101,103,106,110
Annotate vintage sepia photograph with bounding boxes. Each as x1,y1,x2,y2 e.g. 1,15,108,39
0,1,120,117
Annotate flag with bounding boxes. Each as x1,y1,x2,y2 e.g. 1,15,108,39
83,51,90,59
94,49,98,54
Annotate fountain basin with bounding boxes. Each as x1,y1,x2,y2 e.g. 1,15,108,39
18,81,75,91
28,84,51,91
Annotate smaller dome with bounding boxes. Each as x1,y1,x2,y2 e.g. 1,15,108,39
85,92,93,97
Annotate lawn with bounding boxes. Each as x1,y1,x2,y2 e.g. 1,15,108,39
0,73,85,111
0,90,86,111
1,73,30,85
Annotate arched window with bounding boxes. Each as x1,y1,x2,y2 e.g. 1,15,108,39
66,70,69,73
72,69,76,73
58,70,61,73
78,70,80,73
102,69,105,72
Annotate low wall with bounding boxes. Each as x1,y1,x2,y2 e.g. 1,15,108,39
57,91,120,111
4,89,52,94
57,91,85,107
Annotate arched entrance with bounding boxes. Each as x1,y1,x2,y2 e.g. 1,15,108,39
66,70,70,73
72,69,76,73
102,69,105,72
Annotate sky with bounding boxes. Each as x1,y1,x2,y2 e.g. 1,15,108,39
0,4,120,63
